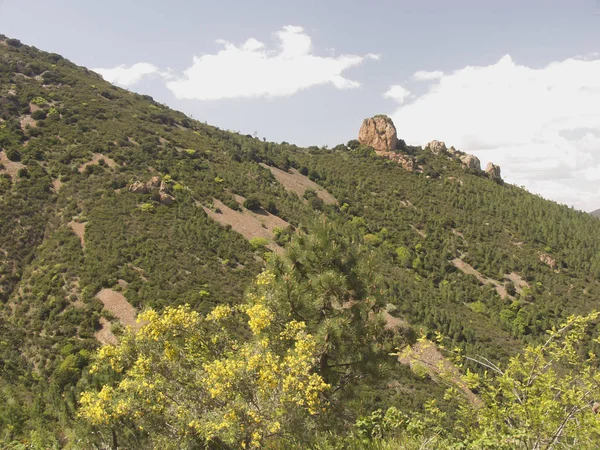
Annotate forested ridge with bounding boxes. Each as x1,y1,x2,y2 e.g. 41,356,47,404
2,34,600,448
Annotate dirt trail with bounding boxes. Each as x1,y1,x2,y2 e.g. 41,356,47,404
260,163,337,205
52,179,63,192
201,196,289,254
95,288,140,330
95,317,118,345
452,258,511,299
78,153,117,173
505,271,529,294
411,225,427,238
399,339,481,406
0,151,25,179
68,221,87,248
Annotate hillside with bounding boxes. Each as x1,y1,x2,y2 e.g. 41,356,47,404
3,35,600,447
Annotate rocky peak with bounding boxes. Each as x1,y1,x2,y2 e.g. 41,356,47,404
427,140,447,155
358,115,398,152
460,154,481,171
485,162,502,181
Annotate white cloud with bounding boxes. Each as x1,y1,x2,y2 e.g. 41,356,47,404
413,70,444,81
388,55,600,211
166,25,378,100
383,85,411,104
93,63,161,87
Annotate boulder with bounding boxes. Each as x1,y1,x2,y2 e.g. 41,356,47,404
129,181,149,194
159,192,175,205
148,176,161,188
428,140,447,155
377,151,415,172
159,180,171,194
539,253,557,269
485,162,502,180
460,154,481,171
358,115,398,152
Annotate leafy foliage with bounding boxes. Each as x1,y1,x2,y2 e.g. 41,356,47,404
3,33,600,447
80,271,329,449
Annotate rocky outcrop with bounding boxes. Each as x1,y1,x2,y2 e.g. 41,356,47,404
428,140,447,155
460,154,481,171
358,115,397,151
129,176,160,194
539,253,557,269
158,181,175,205
485,162,502,181
377,151,415,172
129,176,175,205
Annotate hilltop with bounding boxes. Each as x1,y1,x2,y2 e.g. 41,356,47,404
3,35,600,447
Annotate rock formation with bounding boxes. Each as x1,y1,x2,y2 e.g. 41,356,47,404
129,176,175,205
377,151,415,172
129,176,160,194
460,154,481,171
485,162,502,181
428,140,447,155
539,253,557,269
158,180,175,205
358,115,397,152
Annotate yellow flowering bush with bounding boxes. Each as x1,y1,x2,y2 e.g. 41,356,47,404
79,271,329,449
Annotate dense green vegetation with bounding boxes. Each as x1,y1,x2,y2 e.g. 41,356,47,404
2,34,600,447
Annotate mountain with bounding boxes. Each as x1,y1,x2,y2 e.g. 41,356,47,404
3,35,600,447
590,208,600,218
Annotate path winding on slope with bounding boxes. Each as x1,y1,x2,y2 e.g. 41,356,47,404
201,195,289,254
260,163,337,205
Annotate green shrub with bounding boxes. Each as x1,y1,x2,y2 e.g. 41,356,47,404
30,97,47,106
5,148,21,162
249,237,269,250
31,110,47,120
243,197,261,211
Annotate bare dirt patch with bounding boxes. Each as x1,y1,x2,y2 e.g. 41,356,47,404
452,228,467,245
411,225,427,238
52,179,63,192
399,339,481,406
201,197,290,254
68,221,87,248
95,317,118,345
0,150,25,179
19,115,36,129
452,258,511,300
383,304,409,331
260,163,337,205
505,271,529,294
128,264,149,282
78,153,117,173
96,288,141,330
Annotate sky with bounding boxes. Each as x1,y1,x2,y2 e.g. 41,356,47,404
1,0,600,211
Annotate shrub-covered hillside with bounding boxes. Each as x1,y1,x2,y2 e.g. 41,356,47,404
3,34,600,447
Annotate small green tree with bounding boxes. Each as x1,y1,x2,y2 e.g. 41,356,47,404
244,197,261,211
